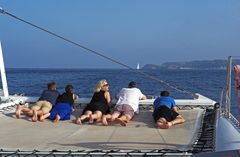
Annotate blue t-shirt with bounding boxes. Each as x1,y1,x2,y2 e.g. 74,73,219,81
153,96,176,110
38,90,60,105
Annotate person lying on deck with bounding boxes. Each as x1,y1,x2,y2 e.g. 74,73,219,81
153,91,185,129
102,81,147,126
48,84,78,123
75,79,111,125
15,81,60,122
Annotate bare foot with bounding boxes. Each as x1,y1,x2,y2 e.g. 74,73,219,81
102,117,108,126
38,112,44,122
39,115,44,122
53,115,61,123
166,121,173,128
32,110,38,122
32,112,38,122
156,121,169,129
159,124,169,129
115,118,126,126
75,118,82,125
89,115,94,124
15,105,22,119
156,122,162,128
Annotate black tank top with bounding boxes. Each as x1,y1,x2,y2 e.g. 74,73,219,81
89,90,107,105
57,92,74,105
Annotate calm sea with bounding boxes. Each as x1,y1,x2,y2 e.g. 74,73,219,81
5,68,240,118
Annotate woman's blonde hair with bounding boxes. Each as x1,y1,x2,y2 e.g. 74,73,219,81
94,79,107,93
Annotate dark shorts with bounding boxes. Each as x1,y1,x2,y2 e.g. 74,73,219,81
152,105,179,122
114,104,135,118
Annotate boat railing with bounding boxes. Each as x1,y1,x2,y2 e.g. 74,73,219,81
219,56,240,129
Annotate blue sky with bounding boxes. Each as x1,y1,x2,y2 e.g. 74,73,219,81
1,0,240,68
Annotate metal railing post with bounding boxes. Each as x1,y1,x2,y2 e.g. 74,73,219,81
225,56,232,118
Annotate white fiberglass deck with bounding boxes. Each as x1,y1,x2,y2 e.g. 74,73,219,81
0,108,204,151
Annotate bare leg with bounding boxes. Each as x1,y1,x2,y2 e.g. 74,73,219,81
115,118,126,126
53,114,61,123
39,113,50,122
75,111,92,125
32,110,46,122
115,114,132,126
16,105,34,118
21,107,32,113
32,110,38,122
156,118,169,129
110,111,121,121
122,114,132,123
15,104,23,119
26,110,34,117
89,111,102,124
166,115,185,128
102,114,112,126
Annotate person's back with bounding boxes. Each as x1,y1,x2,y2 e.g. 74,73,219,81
57,91,77,106
104,81,146,126
153,95,175,110
116,87,144,112
90,90,108,105
39,89,60,106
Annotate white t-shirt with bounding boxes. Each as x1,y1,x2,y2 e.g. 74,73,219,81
116,87,144,112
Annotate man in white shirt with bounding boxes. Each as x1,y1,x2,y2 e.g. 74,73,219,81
102,81,147,126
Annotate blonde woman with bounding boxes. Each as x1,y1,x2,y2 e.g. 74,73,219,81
75,80,111,124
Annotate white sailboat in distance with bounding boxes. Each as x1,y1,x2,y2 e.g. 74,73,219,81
137,63,140,70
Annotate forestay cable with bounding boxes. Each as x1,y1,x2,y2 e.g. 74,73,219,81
0,7,196,98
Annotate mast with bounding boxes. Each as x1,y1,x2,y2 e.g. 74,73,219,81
0,42,9,97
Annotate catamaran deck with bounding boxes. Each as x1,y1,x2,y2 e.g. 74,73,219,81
0,107,204,151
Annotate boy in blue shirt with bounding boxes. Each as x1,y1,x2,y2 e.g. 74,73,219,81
153,91,185,129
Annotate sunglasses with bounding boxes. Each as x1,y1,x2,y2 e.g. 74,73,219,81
103,84,109,87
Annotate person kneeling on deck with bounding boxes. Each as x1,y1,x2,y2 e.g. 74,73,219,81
153,91,185,129
49,84,78,123
102,81,147,126
15,81,60,122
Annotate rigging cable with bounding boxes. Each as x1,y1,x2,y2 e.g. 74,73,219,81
0,7,197,98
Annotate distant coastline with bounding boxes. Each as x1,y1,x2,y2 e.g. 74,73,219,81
142,59,240,70
6,59,240,70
